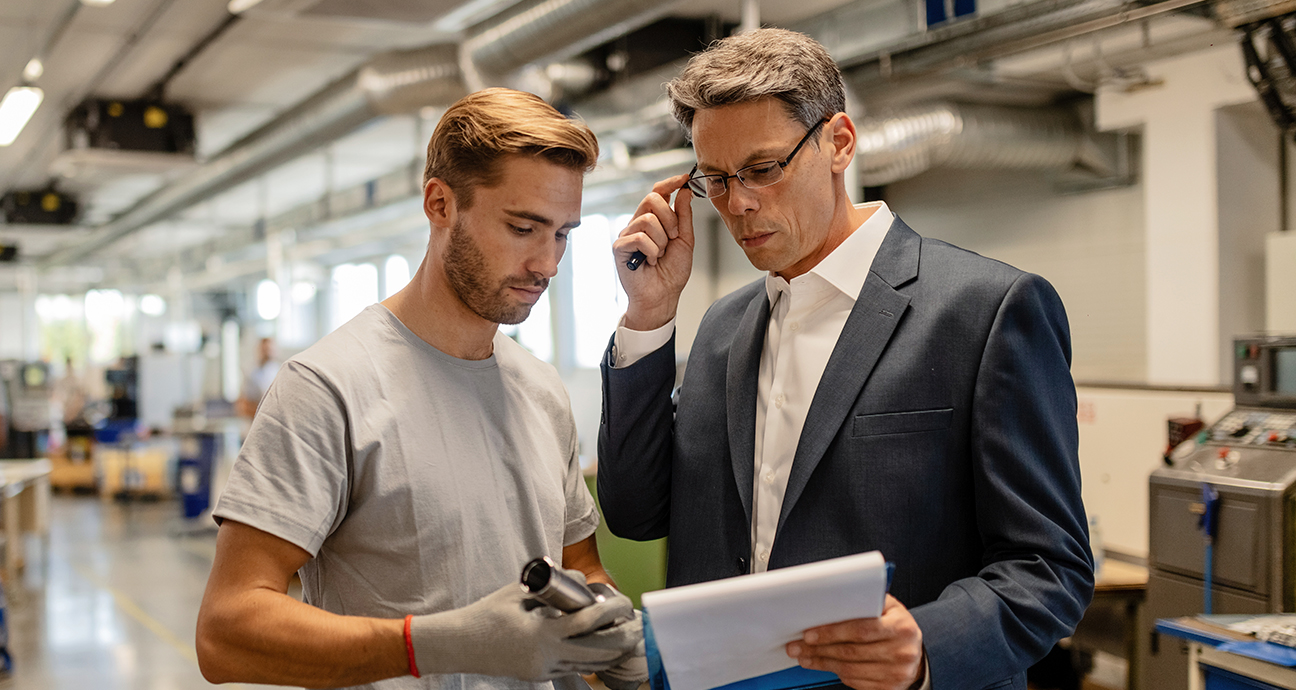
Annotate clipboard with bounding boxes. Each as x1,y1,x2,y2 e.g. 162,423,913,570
641,554,894,690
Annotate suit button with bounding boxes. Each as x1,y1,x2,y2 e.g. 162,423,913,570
737,556,747,571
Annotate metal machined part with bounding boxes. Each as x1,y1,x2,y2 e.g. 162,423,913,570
520,556,600,613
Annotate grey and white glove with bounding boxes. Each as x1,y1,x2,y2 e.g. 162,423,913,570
409,577,639,681
589,583,648,690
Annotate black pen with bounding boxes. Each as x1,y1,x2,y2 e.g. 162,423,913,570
626,251,647,271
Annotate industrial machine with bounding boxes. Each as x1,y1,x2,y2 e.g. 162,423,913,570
1143,336,1296,689
0,360,52,459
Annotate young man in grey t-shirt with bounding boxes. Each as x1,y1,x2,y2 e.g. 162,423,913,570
196,89,645,690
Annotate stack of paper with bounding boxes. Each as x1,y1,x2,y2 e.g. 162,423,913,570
641,551,890,690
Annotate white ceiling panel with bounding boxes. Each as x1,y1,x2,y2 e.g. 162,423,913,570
167,43,365,108
193,103,280,157
236,8,457,49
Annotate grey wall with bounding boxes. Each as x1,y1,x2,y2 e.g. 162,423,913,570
886,168,1149,383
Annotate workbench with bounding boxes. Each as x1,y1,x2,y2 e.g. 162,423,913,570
1158,615,1296,690
0,459,51,595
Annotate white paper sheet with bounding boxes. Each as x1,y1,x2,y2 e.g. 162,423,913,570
641,551,889,690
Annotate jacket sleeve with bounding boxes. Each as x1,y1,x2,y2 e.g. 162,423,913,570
596,332,678,541
911,272,1095,688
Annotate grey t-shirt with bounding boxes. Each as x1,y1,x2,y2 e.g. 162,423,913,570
214,304,599,690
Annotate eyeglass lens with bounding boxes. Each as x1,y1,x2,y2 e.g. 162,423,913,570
687,163,783,198
685,119,826,199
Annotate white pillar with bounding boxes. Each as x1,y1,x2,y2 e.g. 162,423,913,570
1269,232,1296,333
1097,46,1257,386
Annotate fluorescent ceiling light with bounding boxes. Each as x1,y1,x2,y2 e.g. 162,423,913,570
0,87,44,147
80,0,116,5
22,58,43,82
227,0,266,14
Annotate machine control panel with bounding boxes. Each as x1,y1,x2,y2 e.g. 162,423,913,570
1210,409,1296,449
1234,336,1296,409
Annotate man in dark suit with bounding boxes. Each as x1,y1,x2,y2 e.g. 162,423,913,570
597,28,1094,690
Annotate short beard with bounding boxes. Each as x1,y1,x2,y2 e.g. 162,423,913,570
444,219,548,325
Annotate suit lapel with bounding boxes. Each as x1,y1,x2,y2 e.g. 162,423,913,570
726,290,770,526
776,217,922,534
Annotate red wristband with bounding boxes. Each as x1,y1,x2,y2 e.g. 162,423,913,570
404,614,420,678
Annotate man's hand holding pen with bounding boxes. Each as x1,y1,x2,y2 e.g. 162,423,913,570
613,173,695,332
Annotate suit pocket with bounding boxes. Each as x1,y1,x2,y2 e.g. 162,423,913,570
852,408,953,437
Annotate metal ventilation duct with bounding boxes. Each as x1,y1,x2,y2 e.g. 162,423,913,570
855,102,1088,186
42,0,672,268
464,0,673,78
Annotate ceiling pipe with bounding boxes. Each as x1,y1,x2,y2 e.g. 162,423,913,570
854,101,1087,186
40,0,676,268
463,0,673,79
842,0,1208,94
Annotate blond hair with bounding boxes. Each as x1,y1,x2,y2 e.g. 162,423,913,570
666,28,845,137
424,88,599,208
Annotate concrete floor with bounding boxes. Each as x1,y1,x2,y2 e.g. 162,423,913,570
2,495,277,690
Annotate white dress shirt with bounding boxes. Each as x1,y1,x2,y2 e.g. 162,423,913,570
613,201,930,689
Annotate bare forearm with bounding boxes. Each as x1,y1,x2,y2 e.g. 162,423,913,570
197,587,408,687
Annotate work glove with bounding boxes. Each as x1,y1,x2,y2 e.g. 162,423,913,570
409,575,639,681
589,582,649,690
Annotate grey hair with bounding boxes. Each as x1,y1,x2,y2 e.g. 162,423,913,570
665,28,845,138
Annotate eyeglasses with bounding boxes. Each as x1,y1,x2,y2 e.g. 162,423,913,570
685,119,829,199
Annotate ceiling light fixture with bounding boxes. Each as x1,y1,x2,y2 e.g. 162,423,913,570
0,86,44,147
22,58,44,82
80,0,117,6
227,0,266,14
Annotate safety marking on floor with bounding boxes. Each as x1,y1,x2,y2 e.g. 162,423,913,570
72,563,247,690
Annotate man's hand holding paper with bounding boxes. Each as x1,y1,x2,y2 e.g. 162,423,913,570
787,594,925,690
640,551,891,690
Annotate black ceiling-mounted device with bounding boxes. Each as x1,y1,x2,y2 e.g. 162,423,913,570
65,98,196,155
1,188,79,225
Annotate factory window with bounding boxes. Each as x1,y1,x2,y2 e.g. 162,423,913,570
256,279,281,321
279,280,319,347
384,255,411,298
330,263,379,332
138,294,166,317
571,214,631,368
84,289,126,364
35,294,88,365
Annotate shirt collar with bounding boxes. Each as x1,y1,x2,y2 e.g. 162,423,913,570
763,201,893,305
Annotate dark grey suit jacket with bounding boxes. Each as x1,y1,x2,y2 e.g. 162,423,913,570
597,216,1094,690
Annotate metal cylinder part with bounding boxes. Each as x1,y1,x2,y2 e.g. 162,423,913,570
520,556,599,612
